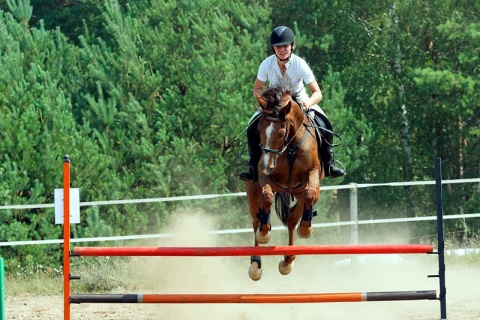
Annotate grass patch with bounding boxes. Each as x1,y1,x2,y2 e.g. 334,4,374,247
5,256,140,296
444,236,480,265
6,273,64,296
71,256,139,293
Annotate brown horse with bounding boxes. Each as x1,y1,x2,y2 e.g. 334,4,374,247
245,82,324,281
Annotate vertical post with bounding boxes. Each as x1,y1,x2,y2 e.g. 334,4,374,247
63,155,71,320
0,257,5,320
435,158,447,319
349,183,359,245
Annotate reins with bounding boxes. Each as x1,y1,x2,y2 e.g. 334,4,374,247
304,119,343,148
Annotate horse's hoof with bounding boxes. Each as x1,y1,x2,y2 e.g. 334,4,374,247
297,225,312,238
249,261,262,281
256,231,271,244
278,260,292,275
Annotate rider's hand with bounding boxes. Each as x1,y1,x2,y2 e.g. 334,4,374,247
300,101,308,111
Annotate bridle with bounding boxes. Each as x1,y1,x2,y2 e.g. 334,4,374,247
259,102,313,175
259,115,306,156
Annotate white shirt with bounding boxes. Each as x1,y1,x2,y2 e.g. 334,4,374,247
256,54,323,115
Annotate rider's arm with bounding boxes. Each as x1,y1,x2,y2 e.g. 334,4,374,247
301,80,323,109
253,78,265,98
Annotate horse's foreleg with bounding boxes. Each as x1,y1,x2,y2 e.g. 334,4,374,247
298,171,320,238
297,204,316,238
255,185,273,244
255,207,271,244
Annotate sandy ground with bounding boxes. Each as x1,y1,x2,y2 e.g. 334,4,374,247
5,213,480,320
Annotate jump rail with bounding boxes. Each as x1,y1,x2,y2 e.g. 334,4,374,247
62,157,447,320
71,244,434,257
71,290,437,304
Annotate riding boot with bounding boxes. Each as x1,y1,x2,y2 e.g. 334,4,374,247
313,113,345,179
238,117,261,182
238,146,261,182
322,146,345,178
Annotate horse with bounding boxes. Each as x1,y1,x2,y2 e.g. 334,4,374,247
244,82,324,281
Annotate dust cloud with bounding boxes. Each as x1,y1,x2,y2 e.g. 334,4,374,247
128,210,480,320
5,211,479,319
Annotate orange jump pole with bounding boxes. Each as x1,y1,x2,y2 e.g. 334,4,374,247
63,155,71,320
72,244,434,257
70,290,436,304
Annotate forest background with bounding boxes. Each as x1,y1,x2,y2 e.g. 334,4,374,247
0,0,478,273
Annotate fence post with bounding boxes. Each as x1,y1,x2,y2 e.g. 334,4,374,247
349,183,359,245
0,257,5,320
435,158,447,319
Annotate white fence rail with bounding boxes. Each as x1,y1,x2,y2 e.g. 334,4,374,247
0,178,479,247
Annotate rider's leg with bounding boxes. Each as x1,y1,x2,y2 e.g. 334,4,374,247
315,113,345,179
322,145,345,178
238,115,262,182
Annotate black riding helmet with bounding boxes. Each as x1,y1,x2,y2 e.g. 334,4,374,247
270,26,295,47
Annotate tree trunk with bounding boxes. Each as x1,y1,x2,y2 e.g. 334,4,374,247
391,3,415,217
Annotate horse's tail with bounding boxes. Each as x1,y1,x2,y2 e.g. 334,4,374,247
274,192,291,227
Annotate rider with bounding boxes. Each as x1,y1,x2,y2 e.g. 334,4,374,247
238,26,345,182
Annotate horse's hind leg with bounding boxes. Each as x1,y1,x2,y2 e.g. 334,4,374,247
278,216,298,275
246,181,265,281
249,255,262,281
249,216,263,281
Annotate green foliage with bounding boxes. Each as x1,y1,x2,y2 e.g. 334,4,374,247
271,0,479,236
6,0,31,26
0,0,478,273
0,0,271,271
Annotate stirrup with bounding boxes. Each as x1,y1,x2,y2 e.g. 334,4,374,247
327,159,346,178
328,166,345,178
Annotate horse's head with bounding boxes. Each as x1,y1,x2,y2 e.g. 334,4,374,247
256,83,304,176
256,93,292,120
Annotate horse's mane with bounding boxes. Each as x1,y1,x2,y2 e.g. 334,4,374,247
260,78,299,111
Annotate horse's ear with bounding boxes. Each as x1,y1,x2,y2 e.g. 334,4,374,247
256,94,267,110
279,101,292,117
